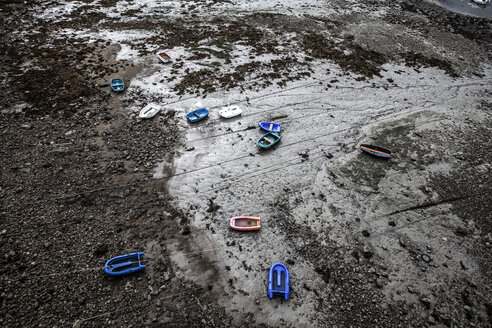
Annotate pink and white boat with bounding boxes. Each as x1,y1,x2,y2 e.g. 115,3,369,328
229,216,261,231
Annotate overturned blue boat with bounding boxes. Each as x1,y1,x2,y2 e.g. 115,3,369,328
186,108,209,123
110,78,125,92
104,252,146,276
259,122,281,133
268,262,289,300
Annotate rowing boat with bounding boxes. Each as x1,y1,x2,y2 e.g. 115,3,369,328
104,252,146,276
268,262,289,300
139,103,161,119
186,108,209,123
229,216,261,231
360,144,392,158
257,131,281,149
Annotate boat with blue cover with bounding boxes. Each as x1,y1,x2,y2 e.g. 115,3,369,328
186,108,209,123
104,252,146,276
268,262,289,300
259,122,281,133
110,78,125,92
360,144,392,159
257,131,281,149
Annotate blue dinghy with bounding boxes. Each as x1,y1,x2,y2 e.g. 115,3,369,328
104,252,146,276
186,108,209,123
110,78,125,92
259,122,281,133
268,262,289,300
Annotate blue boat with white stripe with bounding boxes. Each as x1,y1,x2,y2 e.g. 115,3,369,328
110,78,125,92
268,262,289,300
104,252,146,276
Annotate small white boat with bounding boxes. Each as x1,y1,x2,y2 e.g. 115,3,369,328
139,103,161,119
157,51,172,64
472,0,489,4
219,105,242,118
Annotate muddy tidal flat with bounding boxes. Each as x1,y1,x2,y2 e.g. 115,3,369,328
1,0,491,327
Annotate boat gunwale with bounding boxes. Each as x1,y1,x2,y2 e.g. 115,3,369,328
229,216,261,231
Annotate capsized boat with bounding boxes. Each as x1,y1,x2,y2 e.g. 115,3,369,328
259,122,281,133
257,131,281,149
157,51,172,64
219,105,242,118
104,252,146,276
110,78,125,92
360,144,392,159
139,103,161,119
268,262,289,300
229,216,261,231
186,108,209,123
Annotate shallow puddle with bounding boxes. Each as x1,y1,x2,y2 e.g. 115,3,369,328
437,0,492,18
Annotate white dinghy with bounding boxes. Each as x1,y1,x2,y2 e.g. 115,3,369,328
219,105,242,118
139,103,161,119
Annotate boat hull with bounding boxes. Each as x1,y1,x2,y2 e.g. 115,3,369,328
104,252,146,276
219,105,242,118
257,131,281,149
139,103,161,118
229,216,261,231
157,51,172,64
186,108,209,123
259,122,281,133
360,144,391,158
268,262,289,300
110,79,125,92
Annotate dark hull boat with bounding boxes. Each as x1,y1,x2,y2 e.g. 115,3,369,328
268,262,289,300
257,131,281,149
360,144,392,158
110,78,125,92
104,252,146,276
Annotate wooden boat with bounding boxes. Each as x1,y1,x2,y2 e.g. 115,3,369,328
186,108,209,123
110,78,125,92
139,103,161,119
219,105,242,118
360,144,392,159
268,262,289,300
229,216,261,231
104,252,146,276
157,51,172,64
257,131,281,149
259,122,281,133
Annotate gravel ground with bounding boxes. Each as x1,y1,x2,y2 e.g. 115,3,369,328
1,0,491,327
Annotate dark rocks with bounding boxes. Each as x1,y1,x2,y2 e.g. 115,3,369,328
363,245,373,258
420,297,432,309
399,236,410,247
421,254,431,263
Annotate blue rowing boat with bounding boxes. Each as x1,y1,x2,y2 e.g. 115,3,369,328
104,252,146,276
268,262,289,300
259,122,281,133
110,78,125,92
257,131,281,149
360,144,392,159
186,108,209,123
